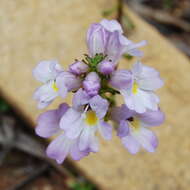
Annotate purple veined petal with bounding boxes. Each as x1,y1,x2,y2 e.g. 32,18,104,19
110,69,132,90
132,62,164,91
97,60,115,75
122,89,159,113
121,135,141,154
70,140,89,160
83,72,101,97
60,108,81,131
33,60,62,83
132,127,158,153
56,81,68,98
72,88,90,111
56,71,81,98
105,31,124,65
131,61,143,77
33,82,58,109
89,95,109,119
86,23,107,57
127,49,144,57
65,116,84,139
137,109,165,127
121,89,147,113
56,103,70,120
33,82,58,102
139,77,164,91
36,103,69,137
121,90,136,112
36,110,60,138
136,90,158,112
89,134,99,153
138,63,160,78
69,61,89,75
79,127,91,151
141,91,159,111
46,134,71,164
100,19,123,33
122,39,147,57
137,64,164,91
98,121,112,140
117,120,129,138
111,104,134,123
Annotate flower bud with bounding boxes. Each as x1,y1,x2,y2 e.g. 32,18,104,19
87,23,106,57
83,72,100,96
98,60,115,74
69,61,89,75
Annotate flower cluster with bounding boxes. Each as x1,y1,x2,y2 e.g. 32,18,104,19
33,19,165,164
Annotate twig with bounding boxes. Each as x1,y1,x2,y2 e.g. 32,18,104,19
14,132,76,180
128,1,190,32
7,164,50,190
117,0,123,24
0,116,16,165
0,116,76,181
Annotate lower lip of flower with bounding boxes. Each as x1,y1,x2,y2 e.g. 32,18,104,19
85,110,98,126
52,81,59,92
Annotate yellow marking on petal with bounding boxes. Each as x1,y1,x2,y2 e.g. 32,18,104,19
130,119,140,131
132,82,138,94
85,110,98,126
52,81,59,92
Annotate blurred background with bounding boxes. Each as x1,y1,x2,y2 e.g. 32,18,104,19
126,0,190,57
0,0,190,190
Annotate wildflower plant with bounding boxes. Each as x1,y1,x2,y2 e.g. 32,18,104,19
33,19,165,164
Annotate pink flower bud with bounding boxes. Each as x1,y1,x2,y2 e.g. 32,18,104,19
83,72,100,96
98,60,115,74
69,61,89,75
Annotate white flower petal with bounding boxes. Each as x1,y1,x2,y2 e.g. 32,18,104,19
89,134,99,152
98,121,112,140
122,135,140,154
79,127,91,151
60,108,81,131
46,134,71,164
132,127,158,153
33,60,62,83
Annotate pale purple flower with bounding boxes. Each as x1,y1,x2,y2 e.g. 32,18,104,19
33,60,63,109
33,60,81,109
60,89,112,153
35,103,89,164
110,62,163,113
69,61,89,75
111,104,165,154
83,72,101,96
87,19,146,66
97,60,115,75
